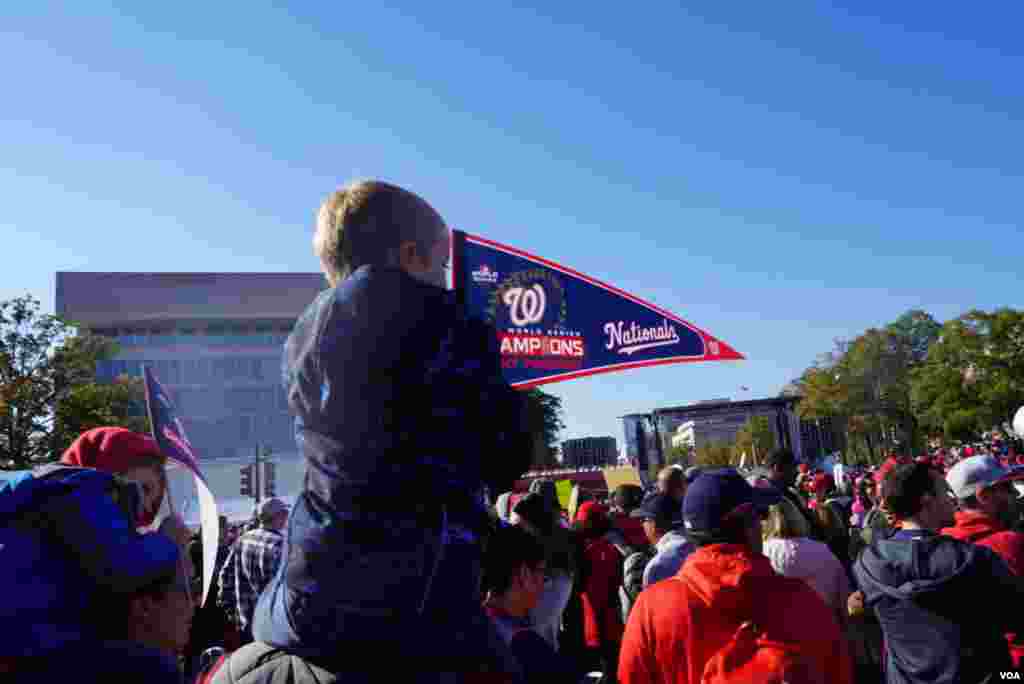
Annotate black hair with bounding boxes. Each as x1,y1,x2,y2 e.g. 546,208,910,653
686,520,749,547
658,467,685,489
107,567,181,641
763,449,796,469
880,462,940,519
612,484,645,513
959,494,981,509
482,524,546,596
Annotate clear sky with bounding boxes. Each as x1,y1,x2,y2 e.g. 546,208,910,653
3,3,1022,446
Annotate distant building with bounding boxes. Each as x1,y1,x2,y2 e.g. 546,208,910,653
626,397,842,466
56,272,328,460
561,436,619,468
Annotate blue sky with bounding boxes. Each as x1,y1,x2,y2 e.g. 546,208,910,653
3,3,1022,445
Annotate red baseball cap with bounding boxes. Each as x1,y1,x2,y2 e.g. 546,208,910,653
61,427,165,472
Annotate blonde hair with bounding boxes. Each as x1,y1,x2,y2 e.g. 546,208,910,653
762,497,810,540
313,180,445,286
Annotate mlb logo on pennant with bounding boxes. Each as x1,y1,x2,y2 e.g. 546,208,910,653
471,264,499,284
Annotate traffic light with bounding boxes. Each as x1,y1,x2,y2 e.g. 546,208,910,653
264,461,276,498
240,464,253,497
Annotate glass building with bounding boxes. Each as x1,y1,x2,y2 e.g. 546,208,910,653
56,272,328,460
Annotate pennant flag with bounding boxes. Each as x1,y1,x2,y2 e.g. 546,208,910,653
144,366,220,608
452,231,744,389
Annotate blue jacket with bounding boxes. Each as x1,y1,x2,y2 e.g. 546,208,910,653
254,265,531,669
854,529,1024,684
0,466,181,680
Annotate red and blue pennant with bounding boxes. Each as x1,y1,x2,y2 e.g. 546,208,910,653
452,231,744,389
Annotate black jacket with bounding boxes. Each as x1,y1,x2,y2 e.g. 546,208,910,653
854,529,1024,684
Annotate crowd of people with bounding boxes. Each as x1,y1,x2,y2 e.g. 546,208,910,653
3,179,1024,683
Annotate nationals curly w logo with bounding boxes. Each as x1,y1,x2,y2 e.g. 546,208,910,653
489,268,568,332
502,285,547,326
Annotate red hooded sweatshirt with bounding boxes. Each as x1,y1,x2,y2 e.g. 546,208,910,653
942,510,1024,576
942,510,1024,666
619,544,852,684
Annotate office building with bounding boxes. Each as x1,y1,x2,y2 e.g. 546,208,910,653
561,436,619,468
56,272,327,460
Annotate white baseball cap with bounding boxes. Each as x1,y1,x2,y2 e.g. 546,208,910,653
946,455,1013,500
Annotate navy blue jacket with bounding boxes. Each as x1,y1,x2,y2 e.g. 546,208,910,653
254,265,531,669
854,529,1024,684
0,467,181,681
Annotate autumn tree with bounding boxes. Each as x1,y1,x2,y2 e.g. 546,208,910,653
0,295,146,469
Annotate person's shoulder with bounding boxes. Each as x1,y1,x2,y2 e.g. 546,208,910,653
761,572,838,621
625,548,653,567
985,529,1024,547
640,569,687,598
507,629,573,677
796,536,839,559
763,568,824,596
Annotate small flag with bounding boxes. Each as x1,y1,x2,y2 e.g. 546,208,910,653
144,367,219,608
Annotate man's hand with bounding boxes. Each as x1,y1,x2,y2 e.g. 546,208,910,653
847,590,865,618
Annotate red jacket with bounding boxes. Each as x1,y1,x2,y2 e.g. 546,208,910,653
618,544,853,684
613,514,650,550
941,510,1024,576
942,510,1024,666
580,536,625,649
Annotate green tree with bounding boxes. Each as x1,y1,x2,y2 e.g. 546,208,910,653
0,295,144,469
694,440,735,468
911,309,1024,442
796,321,923,462
524,388,565,469
886,309,942,364
54,376,149,453
666,443,693,467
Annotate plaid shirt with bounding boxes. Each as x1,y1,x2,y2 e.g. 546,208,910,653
217,527,284,632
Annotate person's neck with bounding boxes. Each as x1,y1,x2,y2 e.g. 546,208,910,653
897,518,934,532
486,592,531,618
129,630,173,658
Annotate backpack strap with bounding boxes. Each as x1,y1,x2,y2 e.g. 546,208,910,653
210,642,338,684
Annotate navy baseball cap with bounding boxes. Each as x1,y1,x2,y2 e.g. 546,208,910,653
630,493,681,529
682,468,782,534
